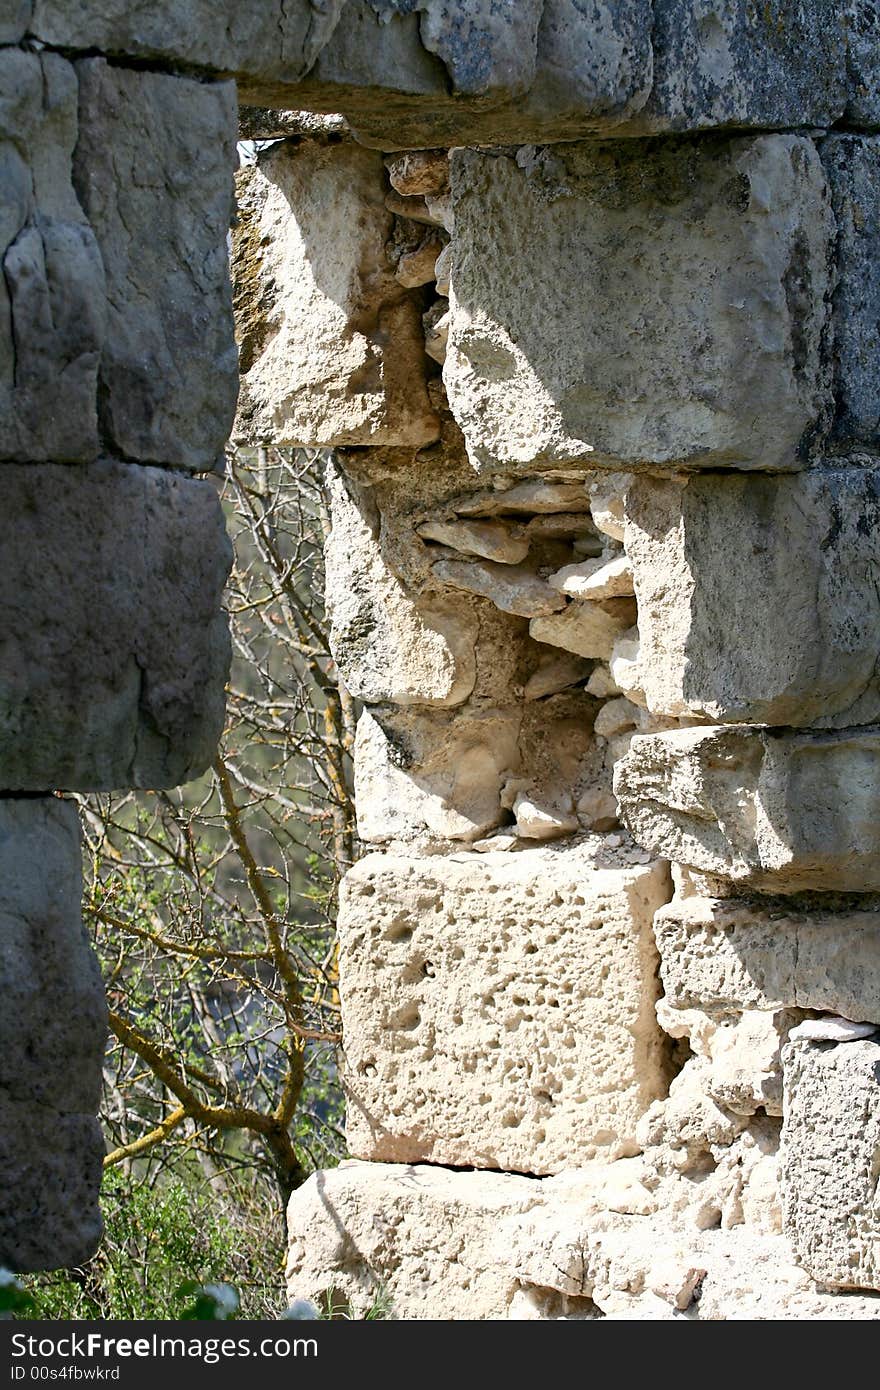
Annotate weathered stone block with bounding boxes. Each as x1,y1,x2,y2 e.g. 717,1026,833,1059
781,1038,880,1292
0,0,30,44
339,849,670,1172
446,136,832,476
286,1160,547,1320
625,470,880,727
233,137,437,450
324,462,477,706
0,1095,104,1272
0,796,106,1272
0,460,231,791
298,0,652,147
629,0,848,133
354,707,521,843
0,798,106,1113
822,137,880,447
615,725,880,892
846,0,880,125
74,60,238,472
30,0,345,87
656,894,880,1024
0,49,105,463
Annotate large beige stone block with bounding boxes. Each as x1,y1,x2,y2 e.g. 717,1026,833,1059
781,1038,880,1292
0,460,231,791
624,469,880,728
445,135,833,477
74,60,238,472
0,49,105,462
338,848,671,1172
655,894,880,1025
615,724,880,892
233,137,437,450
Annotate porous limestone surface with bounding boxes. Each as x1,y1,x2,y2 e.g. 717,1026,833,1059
445,135,833,476
655,893,880,1024
286,1160,880,1319
338,848,671,1172
615,724,880,892
781,1038,880,1293
624,469,880,728
0,797,106,1273
0,49,105,463
74,60,239,472
0,460,231,791
233,136,437,450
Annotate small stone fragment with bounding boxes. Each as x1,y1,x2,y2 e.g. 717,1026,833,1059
548,554,634,599
513,794,578,841
531,598,637,660
385,149,449,198
424,299,450,364
434,558,564,618
417,517,530,565
395,234,446,288
788,1017,878,1043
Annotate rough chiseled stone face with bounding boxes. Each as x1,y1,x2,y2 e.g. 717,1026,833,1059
446,135,833,477
624,469,880,728
0,460,232,792
615,724,880,893
655,893,880,1025
0,49,105,463
74,60,239,473
0,797,106,1272
821,137,880,449
0,1,30,43
338,849,671,1173
781,1039,880,1293
233,136,437,450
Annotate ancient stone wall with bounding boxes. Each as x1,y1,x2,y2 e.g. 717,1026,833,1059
3,1,880,1317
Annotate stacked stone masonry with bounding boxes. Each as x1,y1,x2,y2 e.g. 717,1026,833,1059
1,1,880,1317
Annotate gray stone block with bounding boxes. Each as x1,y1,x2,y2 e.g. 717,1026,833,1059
845,0,880,125
630,0,848,133
74,60,238,473
0,798,106,1113
0,0,30,43
446,136,833,476
0,1095,104,1273
615,724,880,893
822,137,880,448
781,1038,880,1292
625,469,880,728
0,460,231,791
0,49,105,463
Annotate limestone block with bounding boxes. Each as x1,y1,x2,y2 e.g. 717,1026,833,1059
781,1038,880,1291
615,724,880,892
549,555,633,599
286,1160,546,1320
233,139,437,450
655,894,880,1025
30,0,346,87
530,598,637,660
0,460,231,791
446,136,832,476
417,517,529,565
625,470,880,728
297,0,652,148
0,799,106,1113
433,558,563,618
354,707,521,842
338,849,671,1171
629,0,848,133
0,50,105,463
325,464,477,707
0,1096,104,1273
74,60,238,473
822,138,880,448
